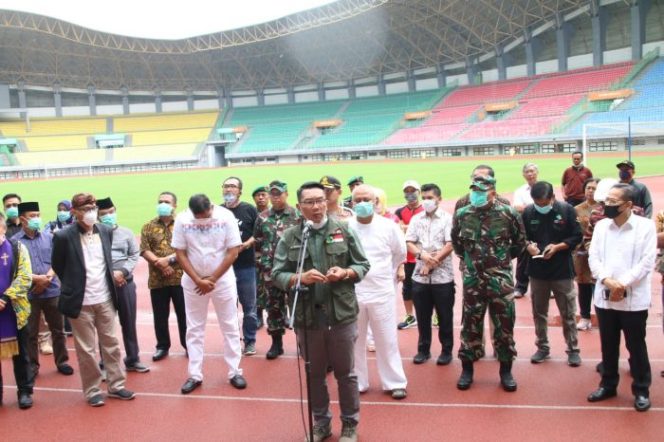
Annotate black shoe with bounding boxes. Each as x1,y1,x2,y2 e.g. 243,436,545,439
266,335,284,360
499,361,517,392
530,349,550,364
87,394,105,407
152,349,169,361
18,392,33,409
57,363,74,376
181,378,202,394
587,387,617,402
413,352,431,364
436,352,452,366
567,353,582,367
108,388,136,400
634,395,651,412
457,361,474,390
230,374,247,390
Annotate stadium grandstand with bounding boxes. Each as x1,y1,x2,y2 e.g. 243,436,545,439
0,0,663,178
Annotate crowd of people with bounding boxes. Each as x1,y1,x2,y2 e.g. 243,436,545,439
0,153,663,442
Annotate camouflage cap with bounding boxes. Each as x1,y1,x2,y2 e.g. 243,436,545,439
347,176,364,186
469,176,496,191
320,175,341,189
252,185,269,197
269,180,287,193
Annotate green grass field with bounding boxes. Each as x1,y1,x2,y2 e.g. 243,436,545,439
2,152,662,233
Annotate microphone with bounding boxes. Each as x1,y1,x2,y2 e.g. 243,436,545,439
302,220,314,235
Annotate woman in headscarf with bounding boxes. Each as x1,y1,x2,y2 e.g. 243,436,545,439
45,200,74,233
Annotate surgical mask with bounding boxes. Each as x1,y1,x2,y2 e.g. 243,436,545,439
354,202,374,218
534,203,553,215
404,192,418,203
422,199,438,214
27,217,42,231
82,210,98,227
469,190,488,208
100,213,117,226
157,203,173,217
311,215,328,230
5,206,18,218
619,170,632,181
57,210,71,223
604,204,623,219
223,193,237,205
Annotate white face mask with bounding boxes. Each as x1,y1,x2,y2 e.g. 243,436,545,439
422,199,438,213
82,210,98,227
310,215,328,230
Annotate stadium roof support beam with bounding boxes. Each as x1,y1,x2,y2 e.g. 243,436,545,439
591,0,606,66
53,83,62,117
88,85,97,116
630,0,650,60
524,28,536,77
495,45,507,81
556,14,570,72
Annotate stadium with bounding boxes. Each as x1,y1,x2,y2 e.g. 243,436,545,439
1,1,664,440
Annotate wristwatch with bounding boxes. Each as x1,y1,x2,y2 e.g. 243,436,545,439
168,256,177,266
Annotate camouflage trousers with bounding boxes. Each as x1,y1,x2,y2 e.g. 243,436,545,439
458,283,516,363
256,276,269,310
266,286,289,336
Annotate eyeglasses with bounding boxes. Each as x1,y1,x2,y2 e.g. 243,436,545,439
223,184,239,189
75,205,97,213
300,199,326,207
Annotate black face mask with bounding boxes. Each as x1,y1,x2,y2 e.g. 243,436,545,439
604,204,623,219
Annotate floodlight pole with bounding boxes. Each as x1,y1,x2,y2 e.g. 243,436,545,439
582,124,587,168
627,117,632,162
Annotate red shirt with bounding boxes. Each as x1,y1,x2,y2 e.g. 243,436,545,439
561,166,593,201
395,204,424,263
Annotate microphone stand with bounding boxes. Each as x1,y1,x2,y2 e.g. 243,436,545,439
290,224,314,442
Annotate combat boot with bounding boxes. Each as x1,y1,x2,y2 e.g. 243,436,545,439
266,334,284,360
457,360,473,390
499,361,517,392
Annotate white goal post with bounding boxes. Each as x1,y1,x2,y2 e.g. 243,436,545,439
581,120,664,167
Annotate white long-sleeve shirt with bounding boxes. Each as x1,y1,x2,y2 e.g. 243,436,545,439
349,215,406,302
589,213,657,311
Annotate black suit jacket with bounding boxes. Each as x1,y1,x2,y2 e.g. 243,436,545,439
51,222,118,318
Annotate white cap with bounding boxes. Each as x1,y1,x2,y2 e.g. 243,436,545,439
594,178,618,202
402,180,421,191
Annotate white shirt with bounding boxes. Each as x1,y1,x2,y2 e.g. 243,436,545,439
405,208,454,284
80,231,111,305
589,213,657,311
513,183,533,208
349,215,406,302
172,205,242,286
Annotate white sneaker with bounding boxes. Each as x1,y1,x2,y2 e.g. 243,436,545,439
576,318,592,331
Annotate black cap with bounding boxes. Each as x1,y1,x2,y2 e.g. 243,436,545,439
18,202,39,214
616,160,635,169
320,175,341,189
96,197,114,210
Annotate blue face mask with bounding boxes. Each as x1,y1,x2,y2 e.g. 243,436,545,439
534,203,553,215
157,203,173,217
223,193,237,205
27,217,42,231
354,201,374,218
100,213,117,226
57,210,71,223
469,190,488,207
5,206,18,219
619,170,632,181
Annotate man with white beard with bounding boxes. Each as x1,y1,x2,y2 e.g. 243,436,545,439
348,184,408,400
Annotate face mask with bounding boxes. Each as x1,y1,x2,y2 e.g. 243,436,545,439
27,217,42,231
311,215,328,230
422,199,438,214
100,213,117,226
404,192,418,203
57,210,71,223
619,170,632,181
82,210,98,227
604,204,623,219
223,193,237,205
5,207,18,219
469,190,488,208
354,202,374,218
534,203,553,215
157,203,173,217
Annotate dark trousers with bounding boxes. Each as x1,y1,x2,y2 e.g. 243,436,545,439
117,280,140,365
412,281,455,355
515,251,530,294
0,326,33,398
596,306,651,397
401,262,416,302
565,197,585,207
150,285,187,351
577,283,594,319
27,296,68,373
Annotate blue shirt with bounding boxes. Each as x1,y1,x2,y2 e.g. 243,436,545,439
12,229,60,300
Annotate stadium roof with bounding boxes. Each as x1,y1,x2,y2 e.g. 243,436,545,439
0,0,590,92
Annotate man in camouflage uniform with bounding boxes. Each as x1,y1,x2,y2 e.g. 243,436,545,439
452,176,526,392
254,180,300,359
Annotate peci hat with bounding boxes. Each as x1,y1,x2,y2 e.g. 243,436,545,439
268,180,288,193
593,178,618,202
402,180,421,191
17,202,39,214
469,176,496,191
615,160,635,169
252,185,269,197
347,176,364,186
96,197,115,210
320,175,341,189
